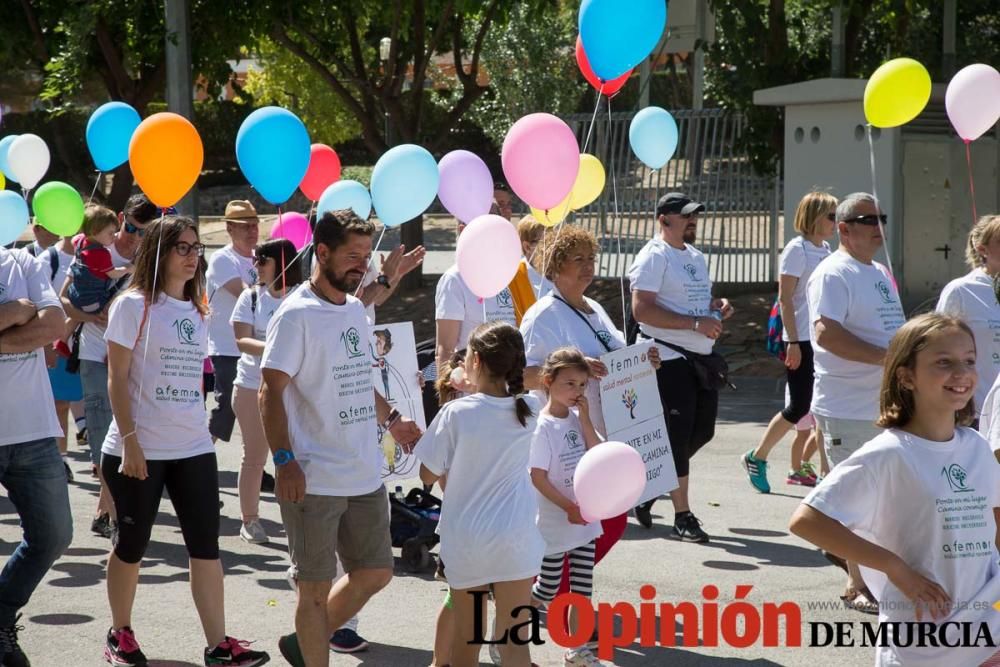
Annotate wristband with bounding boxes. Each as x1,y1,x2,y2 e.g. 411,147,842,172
382,408,401,432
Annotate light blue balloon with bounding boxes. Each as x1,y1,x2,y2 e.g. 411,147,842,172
236,106,311,205
629,107,678,169
317,180,372,221
0,135,20,181
86,102,141,172
370,144,439,228
0,191,30,246
579,0,667,82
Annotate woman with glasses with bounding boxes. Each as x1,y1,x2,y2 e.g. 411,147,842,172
742,191,837,493
230,238,303,544
100,217,269,666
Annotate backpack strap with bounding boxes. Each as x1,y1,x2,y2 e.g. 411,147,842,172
44,246,59,283
250,285,259,315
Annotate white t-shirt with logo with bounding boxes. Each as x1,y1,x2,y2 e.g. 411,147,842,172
805,427,1000,667
261,287,381,497
936,269,1000,412
807,251,904,420
627,238,714,360
101,291,214,460
778,236,831,342
206,244,256,357
435,264,517,352
0,248,64,446
230,286,285,391
79,242,131,363
520,289,625,437
529,410,604,555
415,393,546,589
526,262,553,301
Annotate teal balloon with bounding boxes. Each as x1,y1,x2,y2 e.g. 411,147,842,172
0,135,19,181
317,180,372,220
579,0,667,81
629,107,678,169
235,106,311,205
370,144,439,227
0,191,29,246
87,102,141,171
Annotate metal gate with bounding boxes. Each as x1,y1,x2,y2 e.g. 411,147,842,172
562,108,782,286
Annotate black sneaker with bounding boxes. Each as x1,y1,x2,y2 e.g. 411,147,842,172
204,636,269,666
277,634,304,667
63,460,74,483
260,471,275,493
91,513,114,539
329,628,369,653
670,512,709,543
76,427,88,447
0,614,29,667
104,626,148,666
634,500,655,529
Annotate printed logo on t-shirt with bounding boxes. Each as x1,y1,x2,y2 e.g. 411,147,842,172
248,267,258,285
564,430,582,448
942,463,974,493
622,388,638,419
0,282,5,298
875,280,895,304
596,330,613,348
496,288,513,308
172,318,199,346
341,327,366,358
683,264,701,282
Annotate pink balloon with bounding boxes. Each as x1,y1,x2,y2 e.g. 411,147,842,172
269,211,311,251
501,113,580,211
456,214,521,299
946,64,1000,141
573,442,646,522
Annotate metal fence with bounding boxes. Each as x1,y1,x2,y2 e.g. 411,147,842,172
560,108,782,286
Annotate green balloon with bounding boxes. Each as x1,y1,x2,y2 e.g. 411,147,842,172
32,181,84,236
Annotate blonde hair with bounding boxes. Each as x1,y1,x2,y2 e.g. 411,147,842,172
792,191,838,235
435,350,466,407
876,313,977,429
539,347,590,390
82,204,119,239
965,215,1000,270
532,226,600,281
517,216,545,245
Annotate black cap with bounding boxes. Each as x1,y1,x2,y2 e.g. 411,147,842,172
656,192,705,216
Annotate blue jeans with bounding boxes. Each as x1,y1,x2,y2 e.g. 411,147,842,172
80,360,112,466
0,438,73,626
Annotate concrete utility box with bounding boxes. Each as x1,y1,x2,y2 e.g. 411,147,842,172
754,78,998,311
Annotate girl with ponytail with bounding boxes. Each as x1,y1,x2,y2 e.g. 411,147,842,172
416,321,546,667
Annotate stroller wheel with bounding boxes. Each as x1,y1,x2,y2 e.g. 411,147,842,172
401,538,433,572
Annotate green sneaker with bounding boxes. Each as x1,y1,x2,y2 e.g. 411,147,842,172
741,450,771,493
278,633,304,667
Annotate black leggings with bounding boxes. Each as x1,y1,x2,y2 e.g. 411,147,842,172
780,341,814,424
656,357,719,478
102,452,220,563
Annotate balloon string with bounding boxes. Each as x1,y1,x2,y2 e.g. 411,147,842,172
355,225,386,298
132,209,165,443
276,205,286,297
865,124,894,278
581,82,606,156
965,140,978,224
607,97,627,329
87,172,102,205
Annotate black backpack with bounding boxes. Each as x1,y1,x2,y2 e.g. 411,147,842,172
27,245,59,283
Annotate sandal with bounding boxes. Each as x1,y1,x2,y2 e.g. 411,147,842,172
841,587,879,615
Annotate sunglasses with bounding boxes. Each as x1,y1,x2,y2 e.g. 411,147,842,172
843,214,888,226
123,222,146,237
173,242,205,257
252,254,274,265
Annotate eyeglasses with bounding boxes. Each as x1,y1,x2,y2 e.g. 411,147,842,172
124,222,146,237
252,254,273,265
843,214,888,226
173,242,205,257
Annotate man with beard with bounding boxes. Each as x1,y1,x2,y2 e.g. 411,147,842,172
259,209,422,666
627,193,734,542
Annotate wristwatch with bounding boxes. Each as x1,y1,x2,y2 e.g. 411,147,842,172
376,274,392,289
272,448,295,466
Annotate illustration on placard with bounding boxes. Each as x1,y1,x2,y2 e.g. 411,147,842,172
369,322,426,481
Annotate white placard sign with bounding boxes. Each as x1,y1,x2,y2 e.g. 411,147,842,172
369,322,426,481
599,343,679,504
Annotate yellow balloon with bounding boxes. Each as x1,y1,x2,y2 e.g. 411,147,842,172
569,154,606,210
0,172,4,190
863,58,932,128
531,194,571,227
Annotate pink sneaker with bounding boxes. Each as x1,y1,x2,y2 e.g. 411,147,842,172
104,626,147,666
786,469,817,487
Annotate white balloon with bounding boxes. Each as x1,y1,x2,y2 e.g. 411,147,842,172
7,134,50,189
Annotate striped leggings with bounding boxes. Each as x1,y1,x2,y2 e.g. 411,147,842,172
532,541,596,602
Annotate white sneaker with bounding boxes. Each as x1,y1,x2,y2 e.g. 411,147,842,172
285,566,297,592
240,519,268,544
564,647,603,666
488,615,502,664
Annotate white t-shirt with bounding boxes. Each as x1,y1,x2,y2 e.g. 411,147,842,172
415,393,546,589
206,244,256,357
978,372,1000,450
807,251,904,420
0,248,64,446
936,269,1000,412
435,265,516,353
230,286,285,391
261,287,382,497
79,242,131,364
526,262,553,300
101,291,214,460
520,289,626,437
529,411,603,555
805,427,1000,667
627,238,714,360
778,236,831,342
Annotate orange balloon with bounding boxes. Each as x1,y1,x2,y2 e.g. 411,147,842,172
128,113,204,208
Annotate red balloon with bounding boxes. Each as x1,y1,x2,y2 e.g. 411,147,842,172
576,35,632,96
299,144,342,201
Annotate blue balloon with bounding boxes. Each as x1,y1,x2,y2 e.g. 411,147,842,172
629,107,678,169
235,106,311,205
317,180,372,221
0,191,29,246
579,0,667,82
370,144,439,228
0,135,19,181
86,102,141,172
